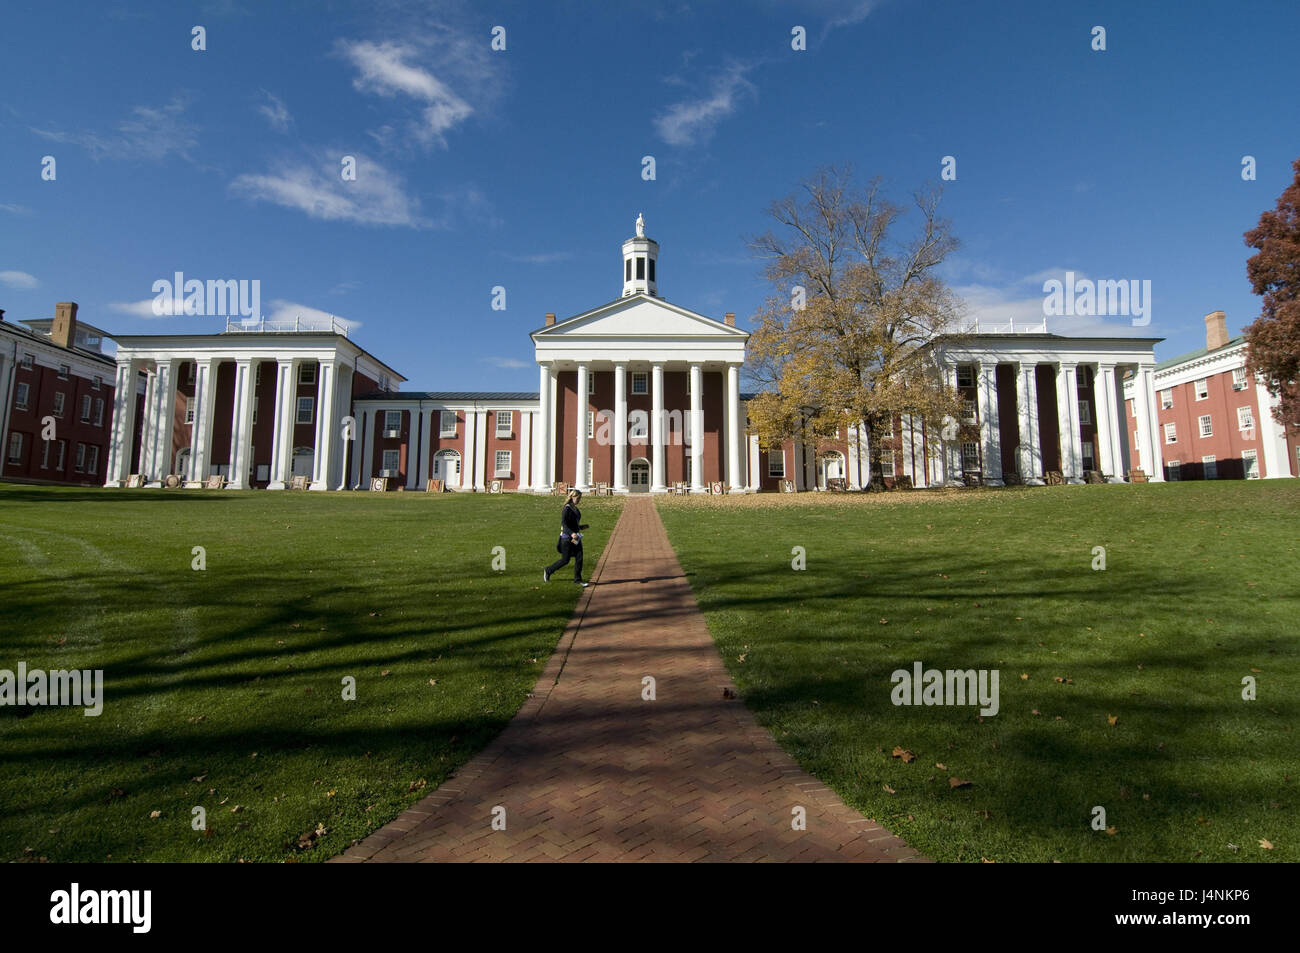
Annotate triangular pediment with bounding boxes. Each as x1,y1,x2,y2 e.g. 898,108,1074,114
532,294,747,340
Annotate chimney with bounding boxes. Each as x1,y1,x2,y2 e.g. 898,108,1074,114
52,302,79,348
544,312,556,327
1204,310,1228,351
724,312,735,327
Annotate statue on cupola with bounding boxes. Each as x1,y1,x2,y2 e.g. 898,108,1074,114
635,213,645,237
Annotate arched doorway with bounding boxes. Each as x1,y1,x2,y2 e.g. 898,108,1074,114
817,451,845,490
434,449,462,488
628,457,650,493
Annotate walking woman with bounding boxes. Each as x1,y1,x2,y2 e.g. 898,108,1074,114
544,488,590,586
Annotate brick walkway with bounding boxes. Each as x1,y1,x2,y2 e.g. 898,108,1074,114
333,497,924,863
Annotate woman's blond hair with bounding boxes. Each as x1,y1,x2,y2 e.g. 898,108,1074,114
566,488,582,503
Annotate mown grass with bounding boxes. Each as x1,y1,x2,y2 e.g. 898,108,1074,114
0,485,621,862
656,482,1299,862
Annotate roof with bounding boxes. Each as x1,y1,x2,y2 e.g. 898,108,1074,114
1156,335,1246,371
354,391,540,402
0,319,115,366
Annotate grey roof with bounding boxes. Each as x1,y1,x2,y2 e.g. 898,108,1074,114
0,319,115,365
354,391,539,402
1156,335,1246,371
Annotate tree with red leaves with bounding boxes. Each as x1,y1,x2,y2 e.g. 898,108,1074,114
1243,158,1300,427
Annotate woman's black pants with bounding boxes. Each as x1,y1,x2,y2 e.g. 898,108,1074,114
547,539,583,581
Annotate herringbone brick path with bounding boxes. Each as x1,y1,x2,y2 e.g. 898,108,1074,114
333,496,924,863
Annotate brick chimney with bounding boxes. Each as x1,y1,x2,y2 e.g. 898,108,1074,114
724,312,735,327
544,312,556,327
52,302,79,348
1204,310,1228,351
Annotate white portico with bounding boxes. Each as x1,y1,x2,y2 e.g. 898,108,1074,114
530,217,749,494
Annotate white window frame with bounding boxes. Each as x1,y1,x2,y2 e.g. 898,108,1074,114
93,398,104,427
1232,367,1248,391
881,449,895,477
296,396,314,424
587,410,594,439
6,432,22,464
19,353,34,370
1160,388,1173,410
185,397,196,425
586,457,594,485
1198,414,1213,437
1242,449,1259,480
587,373,596,396
1237,406,1254,430
14,382,29,411
956,365,974,388
1078,399,1091,426
767,449,785,478
92,375,102,391
631,372,648,395
381,449,400,474
41,438,51,469
87,445,99,475
1164,422,1177,444
58,364,70,380
1202,455,1217,480
299,363,316,385
440,411,457,437
495,449,512,477
187,363,196,386
1195,378,1209,401
54,440,65,471
1166,460,1180,481
384,410,402,432
80,394,92,423
962,441,980,470
495,410,512,437
52,392,66,419
74,442,86,473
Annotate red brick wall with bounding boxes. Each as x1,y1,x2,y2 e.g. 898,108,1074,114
3,358,114,485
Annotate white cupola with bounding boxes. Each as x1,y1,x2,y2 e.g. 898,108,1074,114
621,213,659,297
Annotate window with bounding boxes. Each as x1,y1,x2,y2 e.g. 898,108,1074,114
58,364,70,380
1232,367,1248,391
255,364,262,387
956,365,974,388
1237,406,1254,430
1164,423,1177,444
648,259,656,282
587,373,596,396
40,439,51,469
299,363,316,385
92,375,102,391
1195,378,1209,401
1078,400,1091,426
6,432,21,464
628,411,648,440
14,382,29,410
252,405,258,426
587,410,594,439
185,398,196,425
962,441,981,470
1130,399,1136,417
767,449,785,478
881,449,895,477
495,450,512,476
187,363,196,385
961,399,978,422
636,257,645,280
384,410,402,432
382,449,400,473
1167,460,1181,481
87,445,99,475
1198,414,1213,437
496,410,512,436
1160,389,1173,410
586,457,594,485
632,372,648,395
296,396,314,424
625,259,632,282
440,411,457,437
54,440,65,471
80,394,92,423
52,392,66,418
1082,443,1095,470
19,353,34,370
93,398,104,427
1202,455,1217,480
1243,449,1260,480
74,443,86,473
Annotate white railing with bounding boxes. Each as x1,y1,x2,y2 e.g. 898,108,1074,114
224,315,351,337
960,317,1048,334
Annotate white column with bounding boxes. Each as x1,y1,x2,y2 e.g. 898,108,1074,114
1131,364,1162,481
189,359,217,483
1255,378,1293,477
613,363,628,492
533,364,551,491
689,363,704,491
105,359,139,486
310,360,336,490
151,359,179,481
747,433,761,491
518,410,531,491
473,409,487,490
650,362,666,492
359,408,376,486
943,365,963,486
1093,364,1121,482
847,423,861,489
137,365,158,481
268,358,297,489
1017,362,1043,485
575,363,590,491
226,359,255,489
1101,365,1126,481
1054,363,1078,482
978,362,1004,486
726,364,741,491
332,365,352,491
463,409,477,492
415,408,431,488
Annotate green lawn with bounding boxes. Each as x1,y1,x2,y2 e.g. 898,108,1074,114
0,485,621,862
656,482,1299,862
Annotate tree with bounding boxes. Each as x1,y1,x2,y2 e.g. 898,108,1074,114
1244,157,1300,427
745,166,965,484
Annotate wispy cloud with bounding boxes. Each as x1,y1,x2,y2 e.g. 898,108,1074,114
0,270,40,290
483,356,531,369
953,269,1153,337
32,96,199,162
262,299,361,332
823,0,882,37
257,91,292,132
328,280,360,295
230,151,425,227
654,62,756,147
108,298,172,318
0,203,31,216
501,251,572,264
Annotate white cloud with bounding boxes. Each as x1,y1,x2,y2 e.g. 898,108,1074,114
654,62,756,147
257,91,292,132
262,299,362,333
483,356,530,369
0,203,31,215
108,299,168,318
328,280,360,295
33,97,199,162
230,152,425,227
0,270,39,290
501,251,572,264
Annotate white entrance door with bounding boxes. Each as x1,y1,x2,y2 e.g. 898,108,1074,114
629,458,650,492
434,449,462,488
291,448,314,479
817,452,845,488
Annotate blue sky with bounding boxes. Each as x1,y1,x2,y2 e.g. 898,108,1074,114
1,0,1297,390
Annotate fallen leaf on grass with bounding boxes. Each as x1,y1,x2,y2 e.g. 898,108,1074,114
1107,714,1119,726
935,763,947,770
1020,673,1029,680
892,746,916,763
948,778,971,789
149,811,161,819
408,779,426,792
1105,826,1118,836
882,784,896,794
1259,839,1274,850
